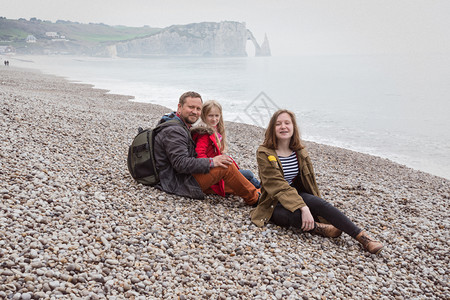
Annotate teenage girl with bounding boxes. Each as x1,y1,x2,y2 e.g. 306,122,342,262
252,109,383,254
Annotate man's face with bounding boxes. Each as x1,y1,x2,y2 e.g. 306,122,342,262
177,97,202,124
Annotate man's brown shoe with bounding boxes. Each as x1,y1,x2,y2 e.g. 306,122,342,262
313,222,343,238
355,231,384,254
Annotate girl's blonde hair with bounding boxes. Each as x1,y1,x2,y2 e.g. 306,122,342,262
201,100,227,153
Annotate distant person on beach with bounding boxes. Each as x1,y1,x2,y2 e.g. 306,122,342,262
251,109,384,254
190,100,261,198
153,91,260,205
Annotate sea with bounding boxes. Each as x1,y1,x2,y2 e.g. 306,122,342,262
8,53,450,180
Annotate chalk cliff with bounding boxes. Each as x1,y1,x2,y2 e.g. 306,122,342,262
260,34,271,56
114,21,270,57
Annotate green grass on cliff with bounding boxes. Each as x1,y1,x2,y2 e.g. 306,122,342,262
0,17,162,44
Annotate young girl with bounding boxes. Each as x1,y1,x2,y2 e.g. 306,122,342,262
251,109,384,254
191,100,261,197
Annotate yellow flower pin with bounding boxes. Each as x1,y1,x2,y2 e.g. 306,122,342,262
268,155,277,162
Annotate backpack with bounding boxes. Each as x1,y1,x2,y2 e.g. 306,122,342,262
127,119,178,186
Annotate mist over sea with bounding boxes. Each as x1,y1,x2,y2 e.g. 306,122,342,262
10,54,450,180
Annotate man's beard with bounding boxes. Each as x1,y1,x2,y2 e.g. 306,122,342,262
183,115,198,124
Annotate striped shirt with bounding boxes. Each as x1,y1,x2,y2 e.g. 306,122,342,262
279,151,299,185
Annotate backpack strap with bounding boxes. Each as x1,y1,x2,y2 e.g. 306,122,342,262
133,143,148,153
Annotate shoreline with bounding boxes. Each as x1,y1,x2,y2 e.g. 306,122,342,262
7,54,450,181
1,67,449,298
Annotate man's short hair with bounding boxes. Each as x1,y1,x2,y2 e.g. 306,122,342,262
179,91,202,106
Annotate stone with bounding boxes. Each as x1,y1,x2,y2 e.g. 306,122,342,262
21,293,32,300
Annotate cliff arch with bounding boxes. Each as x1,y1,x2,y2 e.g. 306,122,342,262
246,30,271,57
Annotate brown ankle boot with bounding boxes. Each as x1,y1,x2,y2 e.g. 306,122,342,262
313,223,342,238
355,231,383,254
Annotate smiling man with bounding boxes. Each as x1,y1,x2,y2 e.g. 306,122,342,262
153,91,260,204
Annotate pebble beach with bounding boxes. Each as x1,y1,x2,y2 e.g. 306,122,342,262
1,67,449,299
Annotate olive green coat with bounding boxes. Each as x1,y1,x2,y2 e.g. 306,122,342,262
250,145,322,227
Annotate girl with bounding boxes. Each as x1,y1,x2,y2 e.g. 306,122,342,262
251,109,383,254
191,100,261,197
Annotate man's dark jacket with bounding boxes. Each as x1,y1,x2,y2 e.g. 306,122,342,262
154,113,210,199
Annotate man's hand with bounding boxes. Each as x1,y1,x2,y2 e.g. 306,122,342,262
212,155,233,168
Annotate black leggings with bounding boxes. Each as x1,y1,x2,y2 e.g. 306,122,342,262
270,191,362,238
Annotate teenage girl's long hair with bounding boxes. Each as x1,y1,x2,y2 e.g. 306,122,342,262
262,109,304,151
201,100,227,153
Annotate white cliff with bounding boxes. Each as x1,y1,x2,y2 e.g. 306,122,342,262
113,21,270,57
259,34,271,56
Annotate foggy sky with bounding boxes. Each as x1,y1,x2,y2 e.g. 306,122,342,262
2,0,450,56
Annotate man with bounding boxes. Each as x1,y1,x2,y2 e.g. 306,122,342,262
154,91,259,205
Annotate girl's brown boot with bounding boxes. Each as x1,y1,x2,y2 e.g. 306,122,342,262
355,231,383,254
313,223,343,238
